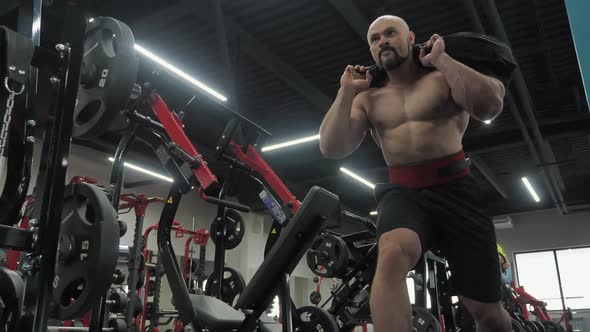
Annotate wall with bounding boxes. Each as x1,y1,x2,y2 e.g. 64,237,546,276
495,208,590,262
496,208,590,331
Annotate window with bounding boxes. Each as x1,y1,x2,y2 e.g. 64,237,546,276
515,247,590,310
514,251,562,310
555,248,590,310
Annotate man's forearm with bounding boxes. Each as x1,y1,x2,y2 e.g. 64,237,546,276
319,88,357,158
434,53,505,120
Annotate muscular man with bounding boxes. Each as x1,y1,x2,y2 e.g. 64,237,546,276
319,15,511,332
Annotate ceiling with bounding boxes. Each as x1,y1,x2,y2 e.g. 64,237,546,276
5,0,589,218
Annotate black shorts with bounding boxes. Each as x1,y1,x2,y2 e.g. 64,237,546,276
375,174,502,303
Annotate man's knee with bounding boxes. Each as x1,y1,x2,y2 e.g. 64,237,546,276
376,228,422,279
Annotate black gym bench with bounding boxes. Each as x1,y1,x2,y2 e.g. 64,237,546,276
157,185,340,332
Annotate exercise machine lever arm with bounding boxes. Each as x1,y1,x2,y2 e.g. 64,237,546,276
198,188,250,212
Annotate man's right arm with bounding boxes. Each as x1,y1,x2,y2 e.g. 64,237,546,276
319,87,369,159
319,65,373,159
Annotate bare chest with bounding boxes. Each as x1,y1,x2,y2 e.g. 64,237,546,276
365,73,460,129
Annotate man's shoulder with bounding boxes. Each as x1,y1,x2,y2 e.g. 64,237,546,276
420,70,446,83
358,87,384,100
354,88,378,106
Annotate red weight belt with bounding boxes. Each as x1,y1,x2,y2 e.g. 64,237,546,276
388,151,471,188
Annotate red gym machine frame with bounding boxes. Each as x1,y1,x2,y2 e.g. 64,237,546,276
229,143,300,214
148,91,300,215
147,93,217,191
182,229,210,280
509,281,572,330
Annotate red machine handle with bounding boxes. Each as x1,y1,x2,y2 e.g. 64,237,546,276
230,142,300,214
148,93,217,190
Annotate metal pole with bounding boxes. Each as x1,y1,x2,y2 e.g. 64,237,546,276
280,273,293,332
32,2,88,330
189,217,195,288
553,251,568,323
212,167,234,299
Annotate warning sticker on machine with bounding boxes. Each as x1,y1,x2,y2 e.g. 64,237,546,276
259,188,287,224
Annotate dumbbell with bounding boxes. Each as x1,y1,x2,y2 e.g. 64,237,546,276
107,289,128,313
118,219,127,237
48,318,128,331
112,269,126,285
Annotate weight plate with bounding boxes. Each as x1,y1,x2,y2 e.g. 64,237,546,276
522,320,539,332
118,219,127,237
73,16,138,138
295,305,339,332
108,289,128,313
112,269,126,285
309,291,322,305
541,321,565,332
108,318,127,332
210,209,245,250
204,267,246,307
51,182,119,319
412,306,441,332
512,318,526,332
306,233,350,278
532,321,546,332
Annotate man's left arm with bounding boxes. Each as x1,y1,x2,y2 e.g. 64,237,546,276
421,34,506,121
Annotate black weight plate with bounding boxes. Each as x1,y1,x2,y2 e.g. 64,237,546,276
512,318,526,332
51,183,119,319
295,305,339,332
108,289,128,313
306,234,349,278
309,291,322,305
73,17,138,138
532,321,546,332
112,269,126,285
204,267,246,307
412,306,441,332
210,209,245,250
522,320,539,332
118,219,127,237
108,318,127,332
541,321,564,332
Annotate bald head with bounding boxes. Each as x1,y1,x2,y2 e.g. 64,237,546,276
367,15,410,41
366,15,415,71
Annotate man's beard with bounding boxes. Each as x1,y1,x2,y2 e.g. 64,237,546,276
379,47,408,71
